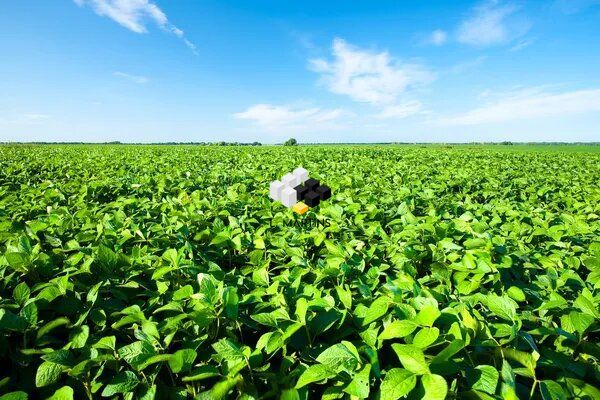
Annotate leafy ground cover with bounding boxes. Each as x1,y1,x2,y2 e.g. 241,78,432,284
0,144,599,399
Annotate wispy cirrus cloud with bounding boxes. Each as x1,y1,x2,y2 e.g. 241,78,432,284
74,0,197,53
457,1,530,47
233,104,348,132
376,101,423,119
309,38,434,105
23,113,51,121
437,87,600,125
113,71,149,84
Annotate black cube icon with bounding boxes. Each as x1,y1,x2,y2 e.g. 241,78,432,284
294,184,309,201
304,191,320,207
304,178,320,191
315,185,331,201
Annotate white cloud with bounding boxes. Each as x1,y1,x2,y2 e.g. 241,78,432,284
309,38,434,104
457,1,528,47
438,88,600,125
113,71,149,83
429,30,448,46
377,101,423,119
233,104,347,132
74,0,197,51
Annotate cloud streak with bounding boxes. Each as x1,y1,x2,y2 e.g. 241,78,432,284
113,71,149,83
74,0,197,52
457,1,529,47
437,88,600,125
233,104,348,132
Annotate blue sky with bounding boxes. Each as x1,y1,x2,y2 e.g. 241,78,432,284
1,0,600,143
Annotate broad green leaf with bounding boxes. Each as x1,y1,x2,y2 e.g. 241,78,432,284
343,364,371,398
487,295,517,322
47,386,74,400
361,297,390,326
391,344,429,375
414,305,440,327
380,368,417,400
101,371,139,397
168,348,197,373
296,364,336,388
467,365,499,395
316,343,360,373
13,282,30,305
35,361,63,387
422,374,448,400
507,287,526,302
540,380,567,400
413,327,439,349
379,320,417,341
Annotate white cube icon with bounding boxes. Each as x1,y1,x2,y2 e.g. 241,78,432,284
280,186,297,208
281,173,300,188
269,180,285,201
293,167,308,183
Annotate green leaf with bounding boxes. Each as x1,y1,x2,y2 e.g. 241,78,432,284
117,341,157,370
181,365,221,382
97,245,118,271
0,309,28,331
343,364,371,398
391,344,429,375
380,368,417,400
414,305,440,327
422,374,448,400
0,393,28,400
412,327,439,349
196,375,242,400
5,252,29,269
168,349,197,373
13,282,30,305
37,317,70,339
361,297,390,326
316,343,359,373
574,294,600,318
69,325,89,348
507,287,526,302
467,365,499,395
540,380,567,400
379,320,417,341
335,285,352,309
296,364,336,388
35,361,63,388
101,371,139,397
212,338,245,362
223,287,239,319
487,295,517,322
47,386,74,400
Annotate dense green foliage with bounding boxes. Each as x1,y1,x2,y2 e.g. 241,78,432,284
0,144,599,399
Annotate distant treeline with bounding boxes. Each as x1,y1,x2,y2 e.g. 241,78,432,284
0,141,263,146
1,141,599,146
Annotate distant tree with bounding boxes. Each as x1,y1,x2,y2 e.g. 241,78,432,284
284,138,298,146
501,141,514,145
252,142,262,146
